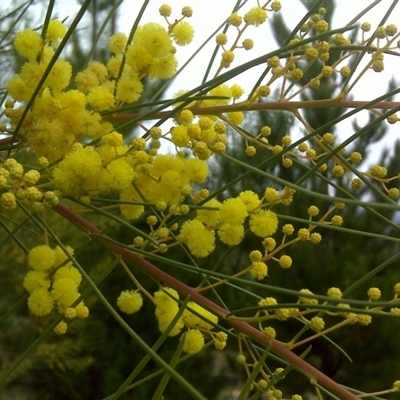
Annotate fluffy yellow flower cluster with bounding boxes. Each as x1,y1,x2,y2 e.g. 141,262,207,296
0,158,58,212
23,245,88,334
177,190,279,258
50,134,208,212
153,287,218,354
5,13,194,162
169,83,249,160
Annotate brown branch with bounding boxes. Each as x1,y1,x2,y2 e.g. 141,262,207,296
54,202,359,400
109,100,400,122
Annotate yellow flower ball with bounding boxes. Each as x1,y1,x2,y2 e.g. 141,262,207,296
14,29,42,61
171,21,194,46
154,288,185,336
28,289,54,316
46,20,67,46
117,290,143,314
182,329,204,354
28,245,56,271
249,210,278,237
183,302,218,330
23,271,51,293
218,224,244,246
250,261,268,280
179,220,215,257
196,199,221,227
220,198,248,226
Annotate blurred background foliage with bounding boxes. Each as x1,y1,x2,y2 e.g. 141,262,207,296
1,1,400,399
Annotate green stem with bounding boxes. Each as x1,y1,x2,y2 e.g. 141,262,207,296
54,202,360,400
111,99,400,122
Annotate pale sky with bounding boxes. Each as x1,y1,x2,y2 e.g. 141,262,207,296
46,1,399,99
11,1,400,159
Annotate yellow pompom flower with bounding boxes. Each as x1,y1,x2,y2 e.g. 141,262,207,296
52,146,104,195
171,125,190,147
179,220,215,257
28,289,54,316
148,54,178,79
53,245,74,268
136,23,173,57
238,190,261,211
185,157,209,184
279,255,292,269
327,287,342,298
250,261,268,280
119,186,145,220
183,302,218,330
221,50,235,67
154,288,185,336
54,321,68,335
357,314,372,326
215,340,226,350
196,199,221,227
23,271,51,293
46,20,67,46
258,297,277,307
198,116,213,131
231,84,244,99
56,289,80,314
117,290,143,314
367,287,381,301
203,85,232,107
310,316,325,332
116,74,143,103
88,61,108,82
181,6,193,17
28,245,56,271
106,158,135,192
108,32,128,54
25,187,43,202
100,131,124,147
264,187,278,203
51,277,79,300
171,21,194,46
249,210,278,237
262,326,276,340
218,224,244,246
76,304,90,318
298,289,318,305
179,109,194,125
297,228,310,240
23,170,41,186
6,75,31,101
14,29,43,61
53,265,82,286
182,329,204,354
87,86,115,111
244,7,268,26
250,250,262,262
64,307,77,319
75,70,100,92
19,61,46,92
220,198,248,226
1,192,17,210
227,111,245,125
46,59,72,92
159,4,172,17
216,332,228,342
125,45,151,75
228,12,243,27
